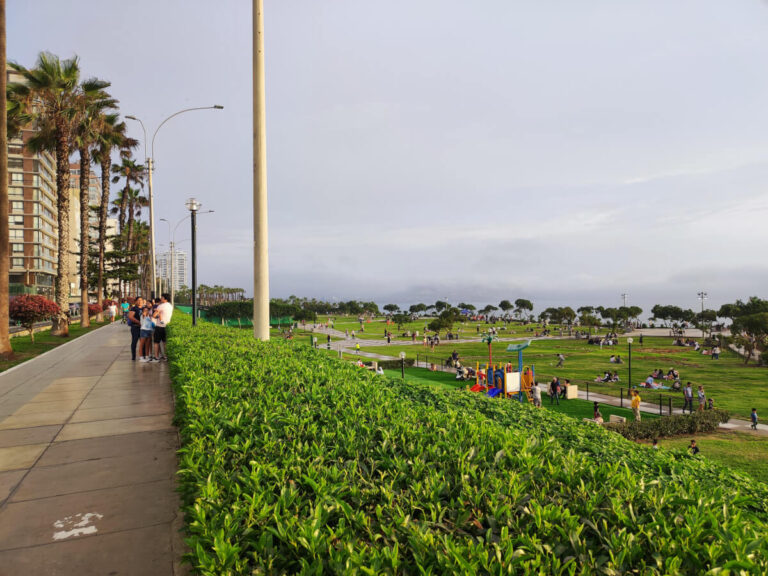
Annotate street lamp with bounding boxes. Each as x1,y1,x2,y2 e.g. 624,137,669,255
160,211,212,307
186,198,202,326
627,337,634,392
126,105,223,298
400,351,406,379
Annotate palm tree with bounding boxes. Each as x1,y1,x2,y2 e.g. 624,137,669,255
8,52,110,336
111,157,145,235
0,0,12,356
73,87,116,327
93,114,134,317
124,187,148,259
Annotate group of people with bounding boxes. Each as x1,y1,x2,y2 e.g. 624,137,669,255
595,371,620,383
127,293,173,363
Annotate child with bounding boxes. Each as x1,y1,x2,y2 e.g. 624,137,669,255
139,306,155,362
652,438,659,450
752,408,759,430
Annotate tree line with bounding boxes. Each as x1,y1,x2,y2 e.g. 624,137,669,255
2,49,151,351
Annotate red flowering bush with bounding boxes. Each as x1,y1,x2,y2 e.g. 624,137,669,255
9,295,60,343
88,304,101,318
102,298,116,311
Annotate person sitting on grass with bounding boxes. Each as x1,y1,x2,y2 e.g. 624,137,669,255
689,439,700,455
645,375,655,388
596,371,612,383
609,355,617,363
593,402,604,424
611,371,619,382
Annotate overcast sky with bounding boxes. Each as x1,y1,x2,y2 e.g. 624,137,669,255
8,0,768,313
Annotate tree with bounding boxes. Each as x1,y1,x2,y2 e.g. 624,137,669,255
392,312,410,330
408,303,427,316
8,53,110,336
0,0,11,356
9,295,59,343
93,114,134,317
514,298,533,319
731,313,768,365
383,304,399,314
457,302,476,312
111,157,145,235
434,300,449,313
560,306,576,331
73,82,116,327
693,310,717,338
499,300,513,313
481,304,498,316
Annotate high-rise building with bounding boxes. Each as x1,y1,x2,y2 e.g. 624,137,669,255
67,163,103,301
6,69,59,299
157,250,187,292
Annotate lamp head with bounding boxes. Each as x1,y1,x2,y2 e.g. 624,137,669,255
627,337,634,344
185,197,201,212
213,105,224,110
399,352,406,359
125,115,137,120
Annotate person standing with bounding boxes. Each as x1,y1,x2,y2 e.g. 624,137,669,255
151,293,173,362
697,385,706,412
631,389,642,421
549,378,560,405
751,408,759,430
712,345,720,360
531,382,541,408
683,382,694,414
107,301,118,323
127,297,143,361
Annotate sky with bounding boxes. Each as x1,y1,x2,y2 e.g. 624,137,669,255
8,0,768,314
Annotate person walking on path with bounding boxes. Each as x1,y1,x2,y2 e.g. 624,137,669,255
631,389,642,421
151,293,173,362
752,408,759,430
683,382,694,414
120,298,130,323
697,385,706,412
108,301,118,323
127,297,143,361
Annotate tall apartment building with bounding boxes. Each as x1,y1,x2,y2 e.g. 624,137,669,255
67,163,103,300
6,69,59,299
157,250,188,292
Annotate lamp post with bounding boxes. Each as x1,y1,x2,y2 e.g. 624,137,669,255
160,211,212,307
400,351,406,379
186,198,201,325
627,337,633,392
126,105,223,298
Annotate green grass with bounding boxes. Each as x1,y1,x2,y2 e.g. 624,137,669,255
661,431,768,485
1,320,110,372
362,336,767,419
168,316,768,574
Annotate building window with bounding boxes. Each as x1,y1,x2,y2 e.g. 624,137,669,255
11,201,23,213
8,158,23,169
12,243,23,253
11,172,23,184
12,258,24,268
9,229,23,240
9,187,23,197
9,215,24,226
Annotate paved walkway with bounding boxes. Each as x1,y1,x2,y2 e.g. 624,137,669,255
0,323,185,575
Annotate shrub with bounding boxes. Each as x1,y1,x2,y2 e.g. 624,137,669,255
101,298,116,310
168,315,768,575
87,304,101,318
9,295,59,343
375,358,416,370
605,409,730,441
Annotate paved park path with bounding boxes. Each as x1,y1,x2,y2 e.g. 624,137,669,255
0,322,185,575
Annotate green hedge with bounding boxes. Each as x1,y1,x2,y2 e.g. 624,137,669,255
605,409,731,441
167,315,768,575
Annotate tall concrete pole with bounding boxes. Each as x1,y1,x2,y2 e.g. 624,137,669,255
253,0,270,340
147,157,156,298
0,0,11,356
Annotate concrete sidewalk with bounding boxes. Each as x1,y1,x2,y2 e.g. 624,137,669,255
0,323,185,576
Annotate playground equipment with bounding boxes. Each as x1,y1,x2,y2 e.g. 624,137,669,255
470,340,536,403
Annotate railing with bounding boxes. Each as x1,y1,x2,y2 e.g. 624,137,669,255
584,381,685,416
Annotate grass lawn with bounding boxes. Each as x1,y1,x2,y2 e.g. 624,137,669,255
656,431,768,485
1,320,110,372
363,336,767,420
